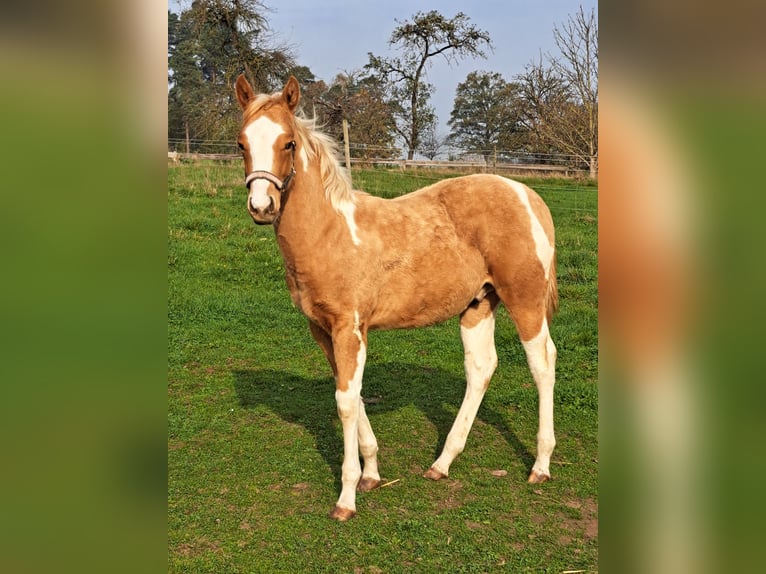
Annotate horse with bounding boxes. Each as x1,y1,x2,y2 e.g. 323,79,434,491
234,75,558,521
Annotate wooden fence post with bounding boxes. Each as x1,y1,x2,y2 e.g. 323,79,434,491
342,119,352,178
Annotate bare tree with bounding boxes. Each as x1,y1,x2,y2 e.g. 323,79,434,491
418,126,450,160
516,7,598,176
551,5,598,176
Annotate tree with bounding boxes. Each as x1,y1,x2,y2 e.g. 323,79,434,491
306,72,398,161
551,5,598,176
516,56,572,162
448,71,524,164
516,7,598,176
168,9,208,151
366,11,492,160
418,126,449,160
168,1,298,148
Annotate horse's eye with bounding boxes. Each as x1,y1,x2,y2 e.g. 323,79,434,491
237,142,245,151
285,141,296,151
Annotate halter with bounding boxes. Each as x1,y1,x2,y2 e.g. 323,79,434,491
244,141,297,193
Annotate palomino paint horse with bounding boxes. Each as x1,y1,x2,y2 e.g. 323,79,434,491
235,75,558,521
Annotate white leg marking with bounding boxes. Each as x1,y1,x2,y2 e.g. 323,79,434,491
243,117,285,210
334,313,366,513
354,310,379,483
432,311,498,476
337,199,361,246
521,319,557,478
506,179,554,279
357,400,380,483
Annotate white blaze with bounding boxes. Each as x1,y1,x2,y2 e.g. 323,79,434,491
244,116,285,211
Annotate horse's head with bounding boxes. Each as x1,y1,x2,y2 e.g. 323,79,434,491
235,75,301,224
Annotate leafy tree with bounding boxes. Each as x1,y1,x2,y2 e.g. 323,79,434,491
168,9,206,151
168,0,298,149
366,11,491,160
306,72,398,161
448,71,524,163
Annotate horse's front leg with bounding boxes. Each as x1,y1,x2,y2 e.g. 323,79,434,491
328,315,369,521
309,321,380,500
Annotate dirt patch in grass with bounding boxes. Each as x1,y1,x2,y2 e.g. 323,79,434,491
174,537,223,558
436,479,472,512
291,482,311,492
465,520,487,530
561,496,598,541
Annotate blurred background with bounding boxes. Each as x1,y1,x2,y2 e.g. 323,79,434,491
0,2,166,573
0,1,764,572
599,1,766,573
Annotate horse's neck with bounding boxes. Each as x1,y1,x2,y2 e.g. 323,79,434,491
276,163,338,245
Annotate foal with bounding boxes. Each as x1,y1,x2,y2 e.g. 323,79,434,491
235,75,558,521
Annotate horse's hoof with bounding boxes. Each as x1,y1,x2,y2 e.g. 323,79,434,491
329,505,356,521
357,477,382,492
423,466,447,481
527,470,551,484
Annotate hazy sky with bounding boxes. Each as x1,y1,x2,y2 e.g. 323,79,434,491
169,0,597,133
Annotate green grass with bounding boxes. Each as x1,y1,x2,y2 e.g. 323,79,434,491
168,164,597,573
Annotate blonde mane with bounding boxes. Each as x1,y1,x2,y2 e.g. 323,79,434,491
293,115,354,209
243,92,354,209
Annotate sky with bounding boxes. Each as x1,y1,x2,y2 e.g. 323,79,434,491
169,0,597,134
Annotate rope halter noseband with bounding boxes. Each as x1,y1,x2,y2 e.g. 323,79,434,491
244,140,297,193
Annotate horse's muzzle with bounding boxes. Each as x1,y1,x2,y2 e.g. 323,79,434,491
247,195,277,225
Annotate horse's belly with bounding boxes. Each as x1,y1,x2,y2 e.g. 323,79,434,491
369,280,478,330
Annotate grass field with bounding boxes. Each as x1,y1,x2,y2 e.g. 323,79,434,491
168,164,598,573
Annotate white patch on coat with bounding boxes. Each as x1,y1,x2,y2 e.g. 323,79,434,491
244,116,285,211
506,179,554,279
431,310,498,476
520,318,557,477
337,199,361,246
333,311,367,512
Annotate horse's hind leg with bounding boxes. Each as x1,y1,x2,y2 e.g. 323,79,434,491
520,318,557,483
497,290,557,483
425,293,499,480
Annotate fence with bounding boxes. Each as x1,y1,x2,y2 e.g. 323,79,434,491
168,138,594,179
167,148,597,224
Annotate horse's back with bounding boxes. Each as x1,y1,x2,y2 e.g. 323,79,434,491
351,174,555,331
386,174,554,248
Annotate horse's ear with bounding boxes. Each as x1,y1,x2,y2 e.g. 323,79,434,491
235,74,255,110
283,76,300,112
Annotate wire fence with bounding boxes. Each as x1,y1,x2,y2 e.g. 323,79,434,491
168,137,594,177
167,139,597,217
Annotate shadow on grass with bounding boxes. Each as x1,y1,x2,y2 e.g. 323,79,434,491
232,363,535,491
